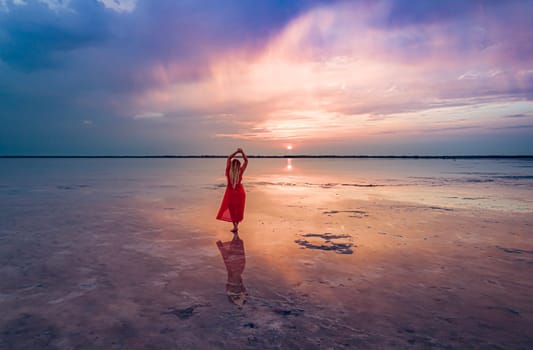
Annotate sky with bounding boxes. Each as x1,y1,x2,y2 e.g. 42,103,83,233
0,0,532,155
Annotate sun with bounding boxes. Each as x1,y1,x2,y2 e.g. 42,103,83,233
286,144,293,150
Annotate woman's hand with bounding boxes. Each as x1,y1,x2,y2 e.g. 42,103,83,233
237,148,243,153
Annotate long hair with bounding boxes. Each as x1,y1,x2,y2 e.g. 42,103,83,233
229,159,241,188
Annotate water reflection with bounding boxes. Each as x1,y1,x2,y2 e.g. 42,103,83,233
287,158,293,170
216,233,247,306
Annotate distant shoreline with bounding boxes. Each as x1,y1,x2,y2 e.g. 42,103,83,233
1,155,532,159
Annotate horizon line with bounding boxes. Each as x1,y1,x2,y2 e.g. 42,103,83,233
1,155,532,159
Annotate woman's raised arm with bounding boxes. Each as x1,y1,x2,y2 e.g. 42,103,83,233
238,148,248,173
226,149,240,174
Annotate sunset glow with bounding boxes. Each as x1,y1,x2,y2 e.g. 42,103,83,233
0,0,532,155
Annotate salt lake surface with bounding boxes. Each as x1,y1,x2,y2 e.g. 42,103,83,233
1,158,532,349
2,157,532,210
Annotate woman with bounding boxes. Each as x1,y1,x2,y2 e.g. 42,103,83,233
216,148,248,232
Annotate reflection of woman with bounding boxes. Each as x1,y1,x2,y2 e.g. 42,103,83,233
216,234,247,306
216,148,248,233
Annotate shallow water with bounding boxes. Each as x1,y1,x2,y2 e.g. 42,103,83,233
1,158,532,349
2,157,532,212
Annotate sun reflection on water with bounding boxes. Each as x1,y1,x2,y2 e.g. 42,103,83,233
286,158,293,170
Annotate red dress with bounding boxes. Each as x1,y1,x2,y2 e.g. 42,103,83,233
216,166,246,222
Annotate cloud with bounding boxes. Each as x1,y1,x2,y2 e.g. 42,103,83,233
417,125,480,133
380,0,480,27
130,1,533,140
7,0,71,10
0,0,532,155
133,111,165,120
97,0,136,13
490,124,533,130
503,114,530,119
0,0,110,71
0,0,343,112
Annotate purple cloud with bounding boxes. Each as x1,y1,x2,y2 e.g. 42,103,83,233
0,0,532,155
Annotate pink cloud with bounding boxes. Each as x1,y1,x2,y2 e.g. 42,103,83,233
127,1,533,146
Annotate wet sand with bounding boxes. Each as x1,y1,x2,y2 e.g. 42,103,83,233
1,175,533,349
